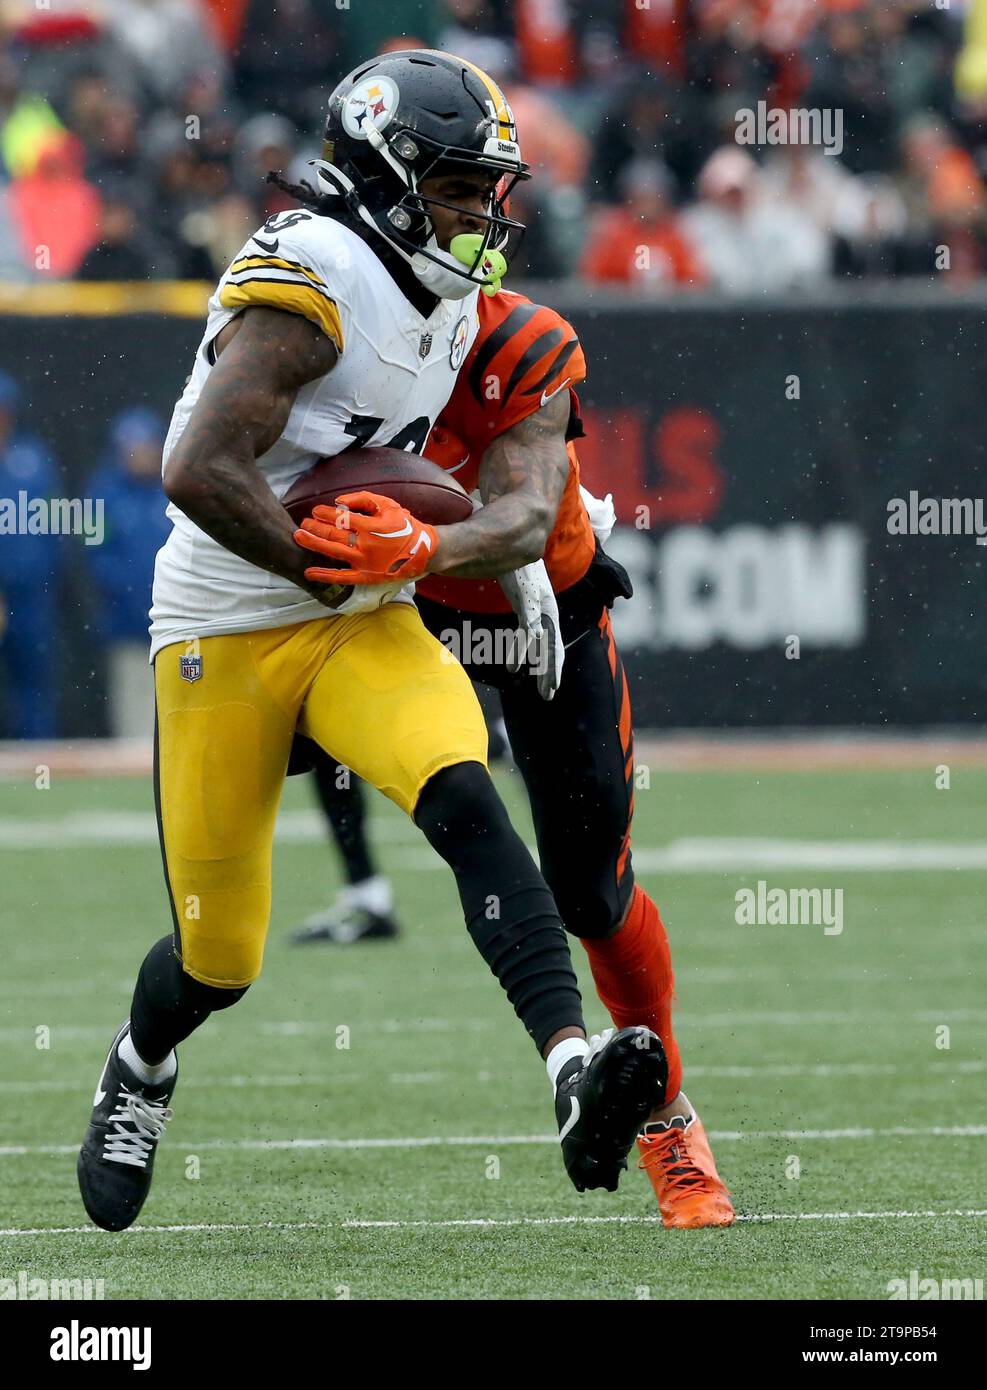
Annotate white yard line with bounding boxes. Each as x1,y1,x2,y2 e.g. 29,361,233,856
632,839,987,871
342,1209,987,1229
1,1007,985,1045
2,1209,986,1238
2,813,987,872
1,1058,983,1095
0,809,418,849
3,1124,986,1159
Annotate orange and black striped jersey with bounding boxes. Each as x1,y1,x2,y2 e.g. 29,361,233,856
420,289,597,613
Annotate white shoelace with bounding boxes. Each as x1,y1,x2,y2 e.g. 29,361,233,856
583,1027,616,1066
102,1086,173,1169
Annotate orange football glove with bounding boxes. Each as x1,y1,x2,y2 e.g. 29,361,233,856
294,491,440,586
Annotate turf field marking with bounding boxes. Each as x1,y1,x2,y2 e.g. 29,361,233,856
0,808,420,849
2,1209,986,1237
2,1008,986,1045
3,812,987,872
343,1209,987,1229
2,1058,984,1095
4,1124,987,1159
633,839,987,871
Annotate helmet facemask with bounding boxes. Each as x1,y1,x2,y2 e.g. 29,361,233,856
312,122,529,299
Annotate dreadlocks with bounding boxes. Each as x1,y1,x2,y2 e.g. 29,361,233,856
265,170,336,216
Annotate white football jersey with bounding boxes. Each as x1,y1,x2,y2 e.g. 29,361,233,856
149,209,480,659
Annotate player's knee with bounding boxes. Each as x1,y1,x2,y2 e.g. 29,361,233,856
181,969,251,1011
540,873,623,940
415,760,509,854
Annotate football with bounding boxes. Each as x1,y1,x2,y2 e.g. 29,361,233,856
282,446,474,527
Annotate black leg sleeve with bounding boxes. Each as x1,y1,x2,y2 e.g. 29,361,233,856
500,608,636,941
311,749,376,886
130,936,249,1064
414,762,584,1053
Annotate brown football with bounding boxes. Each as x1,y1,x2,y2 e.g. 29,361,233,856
282,447,474,527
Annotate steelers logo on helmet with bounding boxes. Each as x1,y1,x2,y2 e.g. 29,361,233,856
342,75,400,141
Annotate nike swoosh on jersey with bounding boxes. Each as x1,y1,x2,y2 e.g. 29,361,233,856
252,235,279,254
541,378,571,408
559,1094,581,1141
370,519,413,539
447,455,471,474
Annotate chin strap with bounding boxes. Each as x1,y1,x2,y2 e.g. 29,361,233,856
310,159,502,301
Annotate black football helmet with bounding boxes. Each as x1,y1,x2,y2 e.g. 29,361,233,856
313,49,529,294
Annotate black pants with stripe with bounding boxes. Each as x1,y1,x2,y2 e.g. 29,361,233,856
415,546,637,941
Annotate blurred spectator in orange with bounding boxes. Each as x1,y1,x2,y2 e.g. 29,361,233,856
896,112,987,278
581,158,707,290
9,131,101,277
201,0,251,53
623,0,688,76
514,0,576,86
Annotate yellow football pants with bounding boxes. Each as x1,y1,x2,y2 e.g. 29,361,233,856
153,605,487,989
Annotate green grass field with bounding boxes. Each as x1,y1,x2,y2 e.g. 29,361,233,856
1,761,984,1300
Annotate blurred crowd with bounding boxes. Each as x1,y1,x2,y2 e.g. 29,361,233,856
0,0,986,292
2,1,987,737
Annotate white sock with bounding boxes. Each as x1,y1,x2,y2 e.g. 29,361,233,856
119,1030,177,1087
342,875,393,917
545,1036,589,1092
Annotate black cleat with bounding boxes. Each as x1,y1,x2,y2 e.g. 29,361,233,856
77,1022,176,1232
555,1026,668,1193
290,904,400,945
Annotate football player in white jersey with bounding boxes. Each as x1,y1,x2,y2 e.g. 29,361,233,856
77,50,667,1233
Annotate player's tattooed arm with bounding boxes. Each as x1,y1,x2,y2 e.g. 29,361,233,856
428,390,570,578
162,306,342,601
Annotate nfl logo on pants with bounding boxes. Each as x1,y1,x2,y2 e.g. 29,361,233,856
180,652,202,683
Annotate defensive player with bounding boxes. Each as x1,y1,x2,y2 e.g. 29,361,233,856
293,281,735,1229
77,51,667,1232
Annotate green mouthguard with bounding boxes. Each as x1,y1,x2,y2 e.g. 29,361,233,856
450,233,507,296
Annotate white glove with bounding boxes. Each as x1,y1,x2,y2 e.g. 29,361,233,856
499,558,564,701
579,484,616,545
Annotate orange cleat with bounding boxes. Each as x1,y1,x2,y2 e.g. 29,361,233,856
637,1112,735,1229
